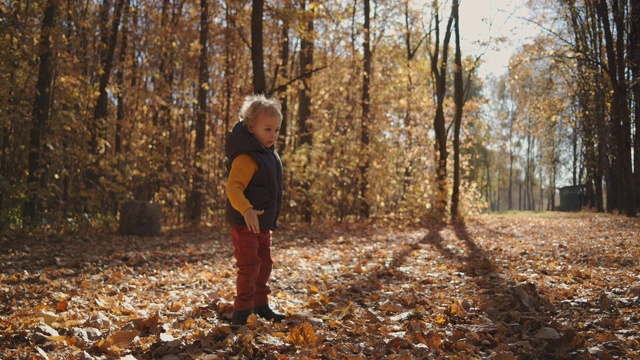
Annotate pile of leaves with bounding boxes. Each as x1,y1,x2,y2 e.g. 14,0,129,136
1,212,639,359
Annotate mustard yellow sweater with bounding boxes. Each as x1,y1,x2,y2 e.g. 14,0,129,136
226,154,258,215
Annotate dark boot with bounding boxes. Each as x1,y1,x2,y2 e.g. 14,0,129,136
254,305,285,322
231,309,254,325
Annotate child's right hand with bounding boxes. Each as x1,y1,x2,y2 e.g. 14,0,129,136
243,209,264,234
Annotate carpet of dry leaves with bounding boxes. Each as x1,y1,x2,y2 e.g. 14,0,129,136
1,212,639,359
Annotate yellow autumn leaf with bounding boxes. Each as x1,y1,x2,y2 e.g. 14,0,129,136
434,314,448,325
247,313,259,330
287,321,316,346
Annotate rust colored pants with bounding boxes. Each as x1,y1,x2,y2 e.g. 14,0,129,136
230,226,273,311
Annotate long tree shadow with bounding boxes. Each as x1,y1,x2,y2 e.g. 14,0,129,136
310,219,575,358
421,221,581,357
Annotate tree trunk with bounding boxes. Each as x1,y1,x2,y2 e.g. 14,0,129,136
224,5,235,137
24,0,58,221
484,152,491,210
567,0,604,212
496,167,501,212
298,0,315,223
596,0,635,216
158,0,177,179
525,131,532,210
298,2,314,149
519,182,522,210
429,1,454,221
115,0,130,156
450,0,463,220
278,17,290,152
188,0,209,224
507,110,515,210
87,0,125,198
91,0,125,154
631,0,640,209
359,0,371,219
401,0,427,201
251,0,266,94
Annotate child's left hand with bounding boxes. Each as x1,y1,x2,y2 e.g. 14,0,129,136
243,209,264,234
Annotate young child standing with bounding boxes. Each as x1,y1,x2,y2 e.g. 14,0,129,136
225,94,285,325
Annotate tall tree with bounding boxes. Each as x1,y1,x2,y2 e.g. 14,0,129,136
359,0,371,219
595,0,635,217
188,0,210,224
23,0,58,221
631,0,640,207
298,1,314,149
298,0,315,223
428,0,454,221
252,0,266,94
87,0,125,200
115,0,130,156
450,0,463,220
276,6,291,151
566,0,606,212
401,1,427,201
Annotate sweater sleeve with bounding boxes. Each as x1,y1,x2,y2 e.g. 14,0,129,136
226,154,259,215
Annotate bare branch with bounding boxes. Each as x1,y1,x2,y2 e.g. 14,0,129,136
267,65,328,96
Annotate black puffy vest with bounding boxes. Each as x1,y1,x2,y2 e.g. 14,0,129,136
225,121,283,230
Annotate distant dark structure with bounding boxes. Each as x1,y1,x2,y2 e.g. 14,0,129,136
119,201,162,236
558,185,587,211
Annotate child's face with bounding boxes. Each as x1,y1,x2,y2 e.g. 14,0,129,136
248,112,281,148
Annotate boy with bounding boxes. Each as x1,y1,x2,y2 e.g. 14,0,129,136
225,94,285,325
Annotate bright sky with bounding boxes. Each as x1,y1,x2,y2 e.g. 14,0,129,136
456,0,543,79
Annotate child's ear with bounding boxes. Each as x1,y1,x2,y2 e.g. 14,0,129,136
244,121,254,134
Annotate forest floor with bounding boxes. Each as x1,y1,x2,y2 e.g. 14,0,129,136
1,212,639,359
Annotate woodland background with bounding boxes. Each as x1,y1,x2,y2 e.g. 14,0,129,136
1,0,639,233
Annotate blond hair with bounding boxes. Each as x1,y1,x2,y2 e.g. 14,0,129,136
239,94,282,127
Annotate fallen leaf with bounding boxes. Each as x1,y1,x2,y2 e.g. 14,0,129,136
416,331,442,351
35,346,49,360
168,300,183,312
111,330,139,348
287,321,317,346
535,327,560,339
246,313,259,330
56,299,68,311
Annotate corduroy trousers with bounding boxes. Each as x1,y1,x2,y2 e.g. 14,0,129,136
230,226,273,311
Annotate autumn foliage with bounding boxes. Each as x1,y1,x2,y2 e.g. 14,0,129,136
1,0,491,232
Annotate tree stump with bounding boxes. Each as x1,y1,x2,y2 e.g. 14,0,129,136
119,200,162,236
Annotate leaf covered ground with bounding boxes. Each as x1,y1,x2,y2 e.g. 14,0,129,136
1,213,639,359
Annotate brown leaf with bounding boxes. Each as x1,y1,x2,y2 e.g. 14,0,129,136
599,293,615,311
287,321,317,346
168,300,183,312
132,312,160,333
514,285,532,311
246,313,259,330
55,299,68,311
364,308,381,323
111,330,139,348
199,271,215,281
416,331,442,351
